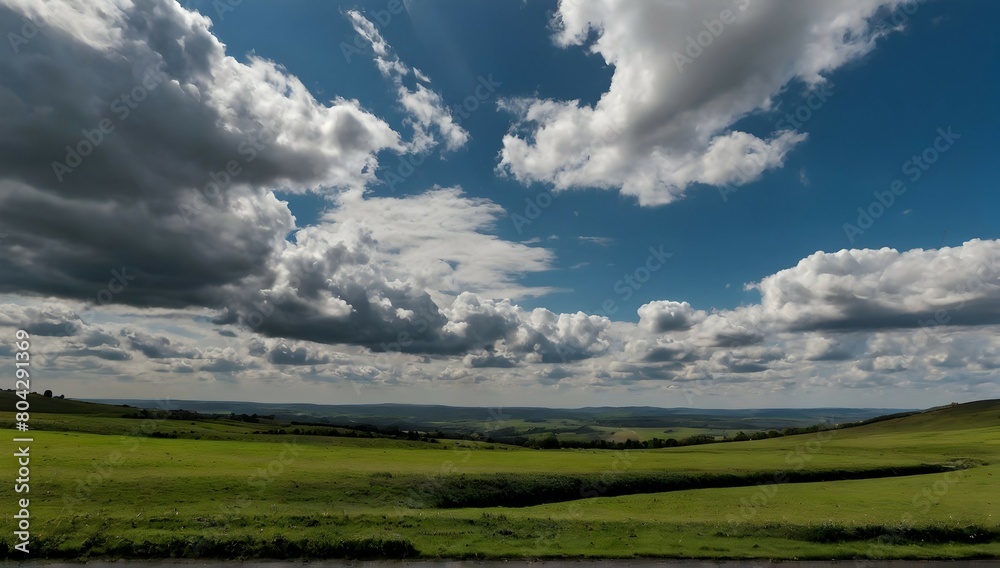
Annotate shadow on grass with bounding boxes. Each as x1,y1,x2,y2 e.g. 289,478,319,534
400,461,978,509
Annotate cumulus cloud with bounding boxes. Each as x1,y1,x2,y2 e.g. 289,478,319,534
799,335,857,362
267,343,331,366
0,0,583,363
2,300,85,336
498,0,903,205
638,300,706,332
444,294,613,363
322,188,556,302
748,239,1000,331
218,219,451,353
194,188,611,362
630,239,1000,371
120,327,200,359
621,240,1000,396
0,0,400,311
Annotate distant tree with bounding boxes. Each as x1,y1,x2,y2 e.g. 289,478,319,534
733,431,750,441
680,434,716,446
43,389,53,398
538,433,560,449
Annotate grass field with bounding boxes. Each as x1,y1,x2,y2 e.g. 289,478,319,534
0,395,997,559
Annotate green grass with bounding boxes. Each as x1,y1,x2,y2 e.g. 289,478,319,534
448,464,999,526
599,426,721,442
0,398,997,559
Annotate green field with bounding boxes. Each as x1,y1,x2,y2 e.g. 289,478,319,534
1,395,998,560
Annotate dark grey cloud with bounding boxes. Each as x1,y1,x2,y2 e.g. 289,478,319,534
66,346,133,361
199,358,252,373
642,345,692,364
120,327,199,359
0,304,81,336
0,0,397,311
464,351,518,369
268,344,331,366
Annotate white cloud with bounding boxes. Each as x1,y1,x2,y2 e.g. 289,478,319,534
499,0,902,205
747,239,1000,331
638,300,706,332
577,236,614,247
347,10,468,153
322,187,557,303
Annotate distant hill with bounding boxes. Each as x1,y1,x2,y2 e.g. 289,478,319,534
7,391,997,453
840,399,1000,434
0,390,133,415
83,397,911,433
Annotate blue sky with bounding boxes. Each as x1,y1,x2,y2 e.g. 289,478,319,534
2,0,999,408
195,0,999,316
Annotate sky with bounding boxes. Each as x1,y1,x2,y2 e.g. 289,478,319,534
0,0,998,409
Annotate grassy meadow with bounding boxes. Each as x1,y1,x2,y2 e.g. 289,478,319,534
0,394,997,559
